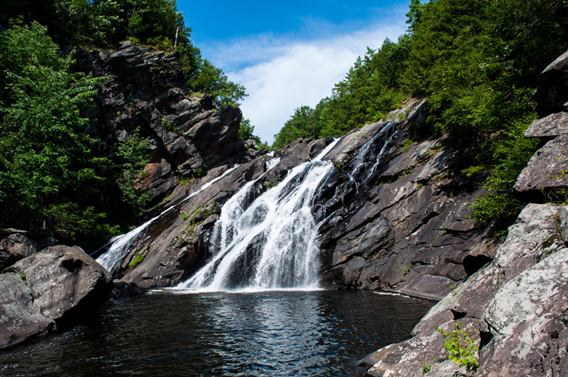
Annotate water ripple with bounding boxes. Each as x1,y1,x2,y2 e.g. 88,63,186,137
1,291,433,376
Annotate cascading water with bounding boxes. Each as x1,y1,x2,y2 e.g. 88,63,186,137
350,121,396,182
367,121,396,177
174,139,341,292
96,164,241,275
96,208,172,275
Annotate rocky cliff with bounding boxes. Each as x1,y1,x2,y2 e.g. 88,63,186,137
73,41,250,207
115,96,495,301
358,49,568,376
111,47,568,376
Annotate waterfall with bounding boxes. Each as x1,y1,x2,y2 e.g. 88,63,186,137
174,139,340,292
347,121,396,184
96,164,241,275
367,121,396,177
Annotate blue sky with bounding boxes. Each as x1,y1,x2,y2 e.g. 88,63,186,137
178,1,411,143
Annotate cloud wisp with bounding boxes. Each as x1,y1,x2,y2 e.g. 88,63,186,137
206,21,407,143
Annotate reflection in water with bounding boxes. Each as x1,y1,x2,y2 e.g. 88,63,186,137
209,293,324,375
0,291,434,377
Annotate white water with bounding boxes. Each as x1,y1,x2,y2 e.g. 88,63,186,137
350,121,395,181
96,164,241,275
367,121,396,177
173,139,340,292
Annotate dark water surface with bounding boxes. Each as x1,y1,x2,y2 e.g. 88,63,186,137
1,291,434,376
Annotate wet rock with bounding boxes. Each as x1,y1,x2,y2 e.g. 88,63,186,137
274,137,333,161
121,159,267,288
313,97,491,297
309,138,334,159
332,216,392,266
0,273,54,349
381,138,441,179
8,245,113,325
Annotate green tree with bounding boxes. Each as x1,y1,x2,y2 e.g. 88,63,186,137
0,22,112,237
125,0,187,47
406,0,427,32
188,58,247,107
274,106,321,149
238,118,262,146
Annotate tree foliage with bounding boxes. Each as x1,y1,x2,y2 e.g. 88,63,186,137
1,0,247,108
188,58,247,108
0,22,113,238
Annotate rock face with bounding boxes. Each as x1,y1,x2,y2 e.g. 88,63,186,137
110,97,495,302
0,246,112,349
119,159,269,289
360,203,568,376
356,48,568,377
114,136,339,289
514,48,568,199
73,41,247,206
315,98,494,299
78,43,493,301
0,273,54,349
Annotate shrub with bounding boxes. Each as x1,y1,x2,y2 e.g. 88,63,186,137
436,323,479,373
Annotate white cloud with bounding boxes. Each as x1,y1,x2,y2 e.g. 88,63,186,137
207,21,407,143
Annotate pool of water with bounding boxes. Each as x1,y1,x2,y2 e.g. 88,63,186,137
0,290,434,376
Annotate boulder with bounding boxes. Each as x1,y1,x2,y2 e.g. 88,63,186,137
524,112,568,138
361,317,479,377
533,49,568,116
478,248,568,376
514,134,568,195
8,245,113,325
0,232,38,270
0,273,54,349
514,49,568,199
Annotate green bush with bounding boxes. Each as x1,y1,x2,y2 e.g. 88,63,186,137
436,323,479,373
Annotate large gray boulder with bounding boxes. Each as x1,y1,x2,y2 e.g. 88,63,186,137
524,111,568,138
478,248,568,376
0,273,54,349
0,245,112,349
8,245,113,324
514,133,568,194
